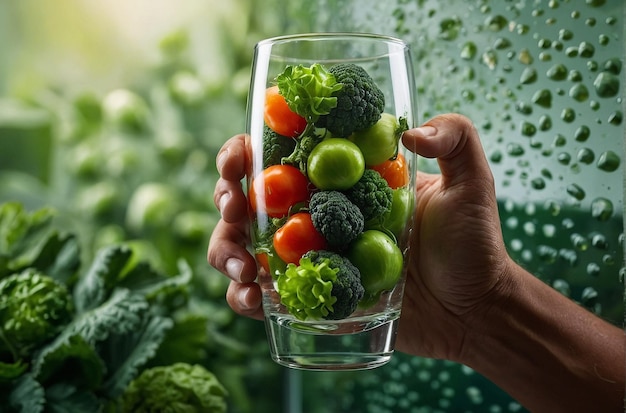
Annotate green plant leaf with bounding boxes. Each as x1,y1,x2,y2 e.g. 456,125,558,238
32,334,104,391
73,246,133,313
6,374,45,413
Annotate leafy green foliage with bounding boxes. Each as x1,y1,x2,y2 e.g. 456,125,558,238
0,202,205,412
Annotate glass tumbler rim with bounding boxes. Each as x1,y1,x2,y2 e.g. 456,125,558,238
254,32,410,61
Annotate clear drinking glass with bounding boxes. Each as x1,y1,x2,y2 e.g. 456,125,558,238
246,33,417,370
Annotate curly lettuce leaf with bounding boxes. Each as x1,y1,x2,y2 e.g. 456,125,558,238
276,257,338,321
276,63,341,123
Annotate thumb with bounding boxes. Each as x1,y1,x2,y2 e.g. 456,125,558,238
402,113,493,188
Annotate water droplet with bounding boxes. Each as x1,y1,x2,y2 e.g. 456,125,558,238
538,115,552,131
552,279,570,296
559,248,578,266
585,0,606,7
539,52,552,62
460,42,477,60
576,148,595,164
547,64,568,80
544,199,561,216
570,233,589,251
566,183,585,200
578,42,595,58
591,233,609,249
580,287,598,307
538,245,558,263
543,223,556,237
561,108,576,123
537,38,552,49
593,72,620,98
518,48,533,65
603,58,622,75
585,17,597,27
532,89,552,108
602,254,614,265
494,37,511,50
490,150,503,163
568,70,583,82
587,262,601,277
574,125,590,142
598,34,610,46
590,197,613,221
553,134,567,147
596,150,621,172
558,29,574,41
608,111,622,125
515,101,533,115
520,121,537,136
531,177,546,189
520,68,537,85
565,47,579,58
569,84,589,102
485,15,508,31
587,60,599,72
557,152,571,165
482,49,498,70
590,100,601,111
439,17,463,41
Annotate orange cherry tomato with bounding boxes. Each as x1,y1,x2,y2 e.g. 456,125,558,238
264,86,307,137
273,212,327,264
248,164,310,218
370,153,410,189
255,253,270,273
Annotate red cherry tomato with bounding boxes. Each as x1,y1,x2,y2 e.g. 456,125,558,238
273,212,327,264
264,86,307,137
248,164,310,218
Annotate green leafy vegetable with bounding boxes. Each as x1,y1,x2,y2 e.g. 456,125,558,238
121,362,228,413
276,63,341,123
277,257,339,321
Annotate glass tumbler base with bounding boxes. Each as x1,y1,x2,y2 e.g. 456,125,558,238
265,311,399,371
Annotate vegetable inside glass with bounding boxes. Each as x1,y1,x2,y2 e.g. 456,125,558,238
246,33,417,370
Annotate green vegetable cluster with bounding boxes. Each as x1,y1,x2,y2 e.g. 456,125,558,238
256,62,411,322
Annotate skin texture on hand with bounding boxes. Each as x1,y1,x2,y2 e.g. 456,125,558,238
207,113,625,412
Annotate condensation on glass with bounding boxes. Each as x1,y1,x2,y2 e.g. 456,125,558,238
290,1,624,412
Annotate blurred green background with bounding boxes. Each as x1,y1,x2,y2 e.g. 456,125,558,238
0,1,623,412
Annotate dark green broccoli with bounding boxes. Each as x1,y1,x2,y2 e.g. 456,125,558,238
303,250,365,320
315,63,385,138
262,125,296,168
344,169,393,221
276,250,364,320
309,190,364,247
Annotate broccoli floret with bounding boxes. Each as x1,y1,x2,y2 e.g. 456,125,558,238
121,362,228,413
262,125,296,168
276,252,364,320
315,63,385,138
303,250,365,320
309,190,364,247
344,169,393,221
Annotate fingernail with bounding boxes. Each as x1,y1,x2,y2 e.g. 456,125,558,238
219,192,231,212
417,125,437,137
216,149,229,171
237,288,253,310
225,258,243,281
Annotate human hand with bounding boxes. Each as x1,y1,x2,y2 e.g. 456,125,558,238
207,114,515,361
